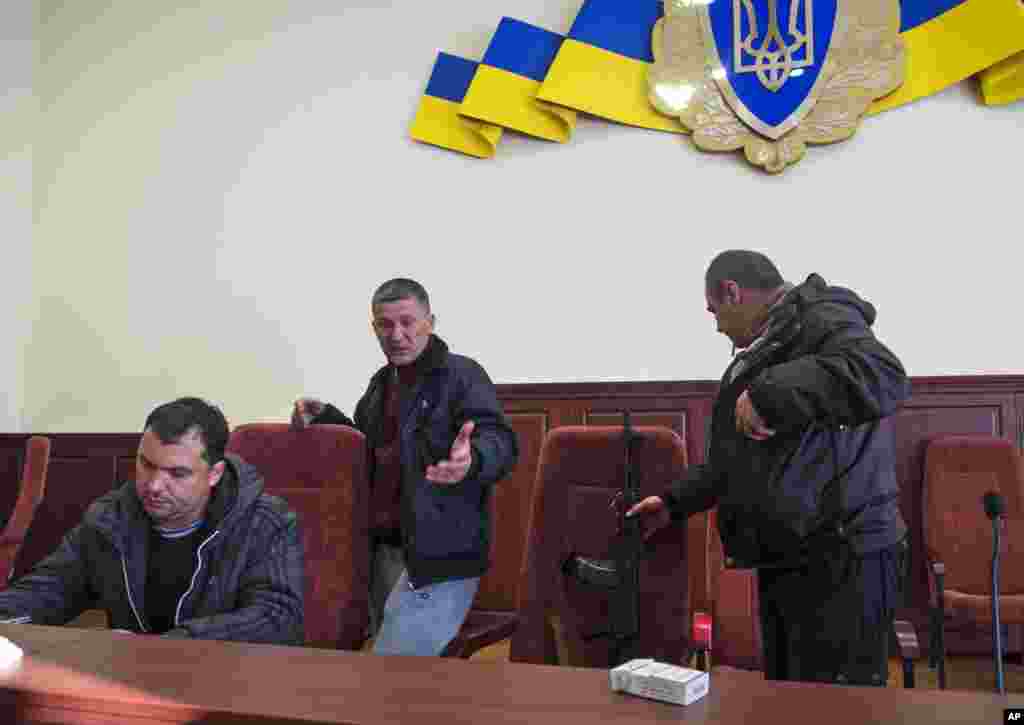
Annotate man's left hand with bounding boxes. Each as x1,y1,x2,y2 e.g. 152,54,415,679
736,390,775,440
426,421,475,485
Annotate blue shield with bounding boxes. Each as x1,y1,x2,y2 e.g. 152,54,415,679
703,0,838,138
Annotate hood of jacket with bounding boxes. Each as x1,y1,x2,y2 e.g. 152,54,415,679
86,453,265,551
787,273,877,327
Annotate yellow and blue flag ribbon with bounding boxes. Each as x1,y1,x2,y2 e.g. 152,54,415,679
979,51,1024,107
535,0,683,133
413,1,1023,159
410,53,503,159
458,18,577,143
871,0,1024,113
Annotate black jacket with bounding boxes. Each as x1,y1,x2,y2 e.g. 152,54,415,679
663,274,910,567
0,455,304,644
318,335,519,587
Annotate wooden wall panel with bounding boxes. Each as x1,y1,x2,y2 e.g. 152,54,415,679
0,448,23,531
12,458,116,580
116,457,137,488
0,434,140,580
497,377,1024,655
892,400,1013,607
889,393,1020,653
2,376,1023,656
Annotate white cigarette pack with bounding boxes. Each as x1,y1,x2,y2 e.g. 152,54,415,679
608,659,709,706
0,636,24,676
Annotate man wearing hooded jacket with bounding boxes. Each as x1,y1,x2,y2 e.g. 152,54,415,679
629,250,910,686
0,397,304,644
292,278,519,656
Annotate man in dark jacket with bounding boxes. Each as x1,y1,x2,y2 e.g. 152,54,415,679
292,278,518,656
628,250,910,686
0,397,304,644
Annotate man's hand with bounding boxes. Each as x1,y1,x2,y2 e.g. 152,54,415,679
625,496,672,540
735,390,775,440
425,421,475,486
290,398,325,431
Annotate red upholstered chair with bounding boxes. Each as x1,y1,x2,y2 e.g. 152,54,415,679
0,437,51,585
442,610,519,658
923,434,1024,689
706,509,763,671
510,426,690,667
226,424,370,650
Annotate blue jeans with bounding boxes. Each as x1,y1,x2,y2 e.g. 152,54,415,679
370,545,479,656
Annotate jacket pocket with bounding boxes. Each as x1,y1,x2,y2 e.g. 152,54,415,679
411,482,482,559
718,427,837,564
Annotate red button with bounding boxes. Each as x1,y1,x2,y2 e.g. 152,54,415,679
693,612,712,649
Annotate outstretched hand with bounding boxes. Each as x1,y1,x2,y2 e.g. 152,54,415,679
426,421,475,485
625,496,672,540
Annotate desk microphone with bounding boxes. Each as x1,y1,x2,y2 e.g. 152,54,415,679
982,491,1006,695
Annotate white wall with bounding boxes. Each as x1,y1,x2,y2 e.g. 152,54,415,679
27,0,1024,432
1,1,34,431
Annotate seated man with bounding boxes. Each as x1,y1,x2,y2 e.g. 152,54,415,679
0,397,304,644
292,277,519,656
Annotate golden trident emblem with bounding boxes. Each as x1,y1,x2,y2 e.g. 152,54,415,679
648,0,906,173
734,0,814,92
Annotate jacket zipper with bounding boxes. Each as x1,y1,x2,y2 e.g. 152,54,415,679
121,554,149,633
174,530,221,627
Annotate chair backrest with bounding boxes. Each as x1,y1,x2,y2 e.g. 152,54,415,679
0,437,51,585
226,423,370,649
511,425,690,667
471,427,539,614
923,434,1024,597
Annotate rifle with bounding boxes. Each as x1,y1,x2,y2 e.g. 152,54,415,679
562,412,643,666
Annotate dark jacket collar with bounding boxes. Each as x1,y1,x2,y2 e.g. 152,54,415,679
370,334,450,387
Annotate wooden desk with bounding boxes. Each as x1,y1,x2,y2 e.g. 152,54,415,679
0,625,1018,724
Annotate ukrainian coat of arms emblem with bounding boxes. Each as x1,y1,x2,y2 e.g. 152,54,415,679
649,0,905,173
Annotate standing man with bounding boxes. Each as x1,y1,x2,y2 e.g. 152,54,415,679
292,278,518,656
628,250,910,686
0,397,304,644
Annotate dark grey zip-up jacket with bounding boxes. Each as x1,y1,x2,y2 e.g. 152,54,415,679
663,274,910,568
0,455,304,645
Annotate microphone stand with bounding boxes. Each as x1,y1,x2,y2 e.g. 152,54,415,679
991,514,1005,696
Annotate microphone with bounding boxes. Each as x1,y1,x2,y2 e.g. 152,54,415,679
982,491,1006,695
983,491,1006,519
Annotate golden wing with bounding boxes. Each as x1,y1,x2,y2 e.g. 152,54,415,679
649,6,751,151
801,1,905,145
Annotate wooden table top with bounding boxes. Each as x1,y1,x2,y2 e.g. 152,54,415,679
0,624,1019,724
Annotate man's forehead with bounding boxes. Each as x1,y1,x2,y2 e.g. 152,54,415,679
140,428,207,464
373,298,428,317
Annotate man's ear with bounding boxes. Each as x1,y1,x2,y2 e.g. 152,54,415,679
208,460,226,489
722,280,741,305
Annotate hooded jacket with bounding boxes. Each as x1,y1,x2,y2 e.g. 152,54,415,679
0,455,304,644
663,274,910,567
